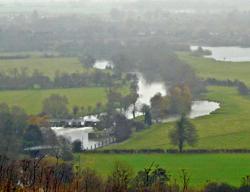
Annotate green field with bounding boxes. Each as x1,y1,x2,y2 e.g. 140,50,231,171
0,87,107,114
76,153,250,186
105,86,250,150
178,52,250,86
0,56,85,78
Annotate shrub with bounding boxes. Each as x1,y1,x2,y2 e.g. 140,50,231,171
72,140,82,153
204,182,237,192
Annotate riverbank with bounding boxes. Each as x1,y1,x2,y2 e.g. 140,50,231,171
103,86,250,150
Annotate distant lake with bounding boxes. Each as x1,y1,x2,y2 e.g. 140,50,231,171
190,46,250,62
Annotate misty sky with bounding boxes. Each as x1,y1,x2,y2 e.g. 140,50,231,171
1,0,250,10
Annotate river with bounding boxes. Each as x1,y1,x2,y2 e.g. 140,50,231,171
52,60,220,149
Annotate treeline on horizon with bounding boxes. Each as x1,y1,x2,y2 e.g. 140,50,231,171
1,8,250,54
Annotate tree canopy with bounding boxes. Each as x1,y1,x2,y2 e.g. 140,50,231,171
42,94,69,119
169,115,198,152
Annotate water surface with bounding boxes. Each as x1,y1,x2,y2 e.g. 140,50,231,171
191,46,250,62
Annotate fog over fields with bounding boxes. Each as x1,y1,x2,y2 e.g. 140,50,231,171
1,0,250,190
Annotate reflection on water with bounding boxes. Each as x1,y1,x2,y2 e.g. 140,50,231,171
163,101,220,123
136,73,167,106
189,100,220,119
191,46,250,62
124,73,167,119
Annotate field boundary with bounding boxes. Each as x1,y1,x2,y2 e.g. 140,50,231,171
80,149,250,154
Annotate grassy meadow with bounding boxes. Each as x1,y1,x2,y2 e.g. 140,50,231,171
78,52,250,188
0,53,130,114
105,86,250,150
178,52,250,86
0,55,85,78
2,51,250,187
0,87,107,114
75,153,250,186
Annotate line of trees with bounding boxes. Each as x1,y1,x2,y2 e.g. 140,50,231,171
206,78,249,96
40,83,138,120
149,84,193,123
41,93,110,120
0,69,125,90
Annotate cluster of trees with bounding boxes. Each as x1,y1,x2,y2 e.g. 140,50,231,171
110,42,205,98
112,113,133,142
149,84,192,123
42,94,70,119
111,113,146,142
96,77,144,141
97,105,145,142
106,86,138,116
191,47,212,57
206,78,249,96
0,103,74,161
79,54,96,68
41,94,105,120
0,155,249,192
0,69,125,90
